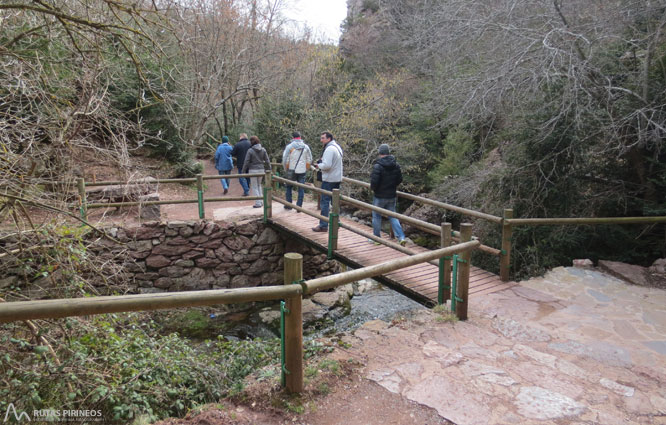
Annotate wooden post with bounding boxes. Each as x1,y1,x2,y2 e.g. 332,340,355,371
500,208,513,281
330,189,340,251
265,171,273,219
456,223,472,320
77,177,87,221
439,222,452,304
196,174,204,219
283,253,303,393
271,164,279,191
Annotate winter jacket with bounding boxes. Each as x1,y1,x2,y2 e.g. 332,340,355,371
231,138,251,170
214,143,234,171
370,155,403,199
282,139,313,174
318,140,343,183
242,144,271,173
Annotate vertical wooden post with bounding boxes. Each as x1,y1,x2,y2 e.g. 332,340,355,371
500,208,513,282
439,222,452,304
330,188,340,251
283,253,303,393
271,164,278,191
265,171,273,219
77,177,87,221
456,223,473,320
196,174,204,219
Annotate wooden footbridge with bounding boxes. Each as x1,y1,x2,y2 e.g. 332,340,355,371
267,174,518,308
269,213,514,305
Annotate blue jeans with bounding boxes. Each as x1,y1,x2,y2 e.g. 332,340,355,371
372,197,405,240
319,181,340,228
285,173,306,206
237,167,250,195
218,169,231,189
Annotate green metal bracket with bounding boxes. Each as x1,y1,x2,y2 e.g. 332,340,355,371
197,190,204,219
451,254,459,313
500,249,507,255
292,279,307,292
280,301,290,387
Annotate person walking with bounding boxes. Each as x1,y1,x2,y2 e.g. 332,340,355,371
282,131,312,210
231,133,252,196
214,136,234,194
241,136,271,208
370,144,407,245
312,132,343,232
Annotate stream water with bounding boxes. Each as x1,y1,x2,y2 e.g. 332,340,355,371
206,280,427,341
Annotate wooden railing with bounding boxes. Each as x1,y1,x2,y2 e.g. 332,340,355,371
0,241,479,393
72,167,666,282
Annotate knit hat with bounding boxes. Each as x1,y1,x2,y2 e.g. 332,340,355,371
378,144,390,155
222,136,229,143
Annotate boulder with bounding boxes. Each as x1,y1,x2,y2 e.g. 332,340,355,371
139,193,160,220
572,259,593,268
598,260,650,287
256,227,281,244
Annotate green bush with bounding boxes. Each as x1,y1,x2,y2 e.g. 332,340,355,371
0,314,280,423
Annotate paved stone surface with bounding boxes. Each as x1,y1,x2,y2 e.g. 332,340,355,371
332,266,666,425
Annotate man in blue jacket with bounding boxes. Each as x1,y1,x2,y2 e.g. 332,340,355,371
231,133,252,196
370,144,407,246
214,136,234,194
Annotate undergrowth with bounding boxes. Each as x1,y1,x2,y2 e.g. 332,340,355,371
0,313,281,423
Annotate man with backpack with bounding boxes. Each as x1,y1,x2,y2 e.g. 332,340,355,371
370,144,407,246
282,132,312,210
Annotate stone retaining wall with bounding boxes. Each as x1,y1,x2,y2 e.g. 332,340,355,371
92,220,339,294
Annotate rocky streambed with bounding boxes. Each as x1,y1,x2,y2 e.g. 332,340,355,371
178,279,426,342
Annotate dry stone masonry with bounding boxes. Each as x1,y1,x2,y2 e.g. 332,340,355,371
91,219,340,294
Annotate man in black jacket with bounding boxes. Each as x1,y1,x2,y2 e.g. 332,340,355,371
370,144,407,246
231,133,251,196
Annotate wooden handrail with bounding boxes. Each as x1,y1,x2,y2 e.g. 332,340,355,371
272,175,332,196
304,240,480,294
342,176,504,224
507,216,666,225
271,196,329,223
0,285,303,323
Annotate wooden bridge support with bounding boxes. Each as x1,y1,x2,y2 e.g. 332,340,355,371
456,224,473,320
500,208,513,281
439,222,452,304
283,253,304,393
328,189,340,258
265,171,273,220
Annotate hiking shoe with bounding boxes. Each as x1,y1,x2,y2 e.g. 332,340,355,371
223,188,228,194
253,204,262,208
367,238,381,245
399,239,407,247
283,205,292,210
312,226,327,232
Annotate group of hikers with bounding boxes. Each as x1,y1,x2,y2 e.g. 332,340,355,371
214,132,407,246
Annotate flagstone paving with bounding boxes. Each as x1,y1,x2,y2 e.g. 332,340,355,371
332,266,666,424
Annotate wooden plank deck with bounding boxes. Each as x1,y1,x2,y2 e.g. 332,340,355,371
268,213,517,305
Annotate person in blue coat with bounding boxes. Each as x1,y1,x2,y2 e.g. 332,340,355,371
214,136,234,194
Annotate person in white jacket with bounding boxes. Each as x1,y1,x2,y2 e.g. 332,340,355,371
282,132,312,210
312,131,343,232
